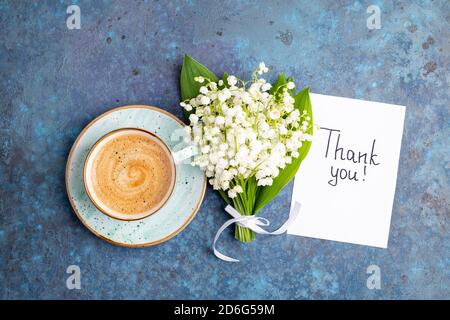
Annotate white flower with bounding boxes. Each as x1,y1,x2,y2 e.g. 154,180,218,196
287,82,295,90
199,86,208,95
258,121,270,132
200,96,211,105
257,177,273,186
218,89,232,102
215,116,225,126
182,63,313,195
194,76,205,83
241,92,253,104
189,114,199,124
261,83,272,91
267,129,276,138
228,185,243,198
180,102,193,111
283,104,294,113
221,179,230,190
233,185,243,193
269,109,280,120
258,62,269,74
217,158,228,169
227,75,237,86
228,189,237,198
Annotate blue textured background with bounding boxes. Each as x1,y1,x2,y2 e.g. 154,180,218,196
1,0,449,299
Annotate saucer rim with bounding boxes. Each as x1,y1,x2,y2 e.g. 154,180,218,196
65,105,206,247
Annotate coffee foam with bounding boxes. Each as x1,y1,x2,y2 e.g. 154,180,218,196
84,129,175,220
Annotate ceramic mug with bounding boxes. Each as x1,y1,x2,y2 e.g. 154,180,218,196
83,127,177,221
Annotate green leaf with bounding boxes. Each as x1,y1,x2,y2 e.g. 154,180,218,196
269,72,287,95
180,54,218,119
253,86,313,213
293,86,313,163
219,72,229,89
218,189,232,206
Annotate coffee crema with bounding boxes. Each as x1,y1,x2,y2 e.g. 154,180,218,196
85,129,175,219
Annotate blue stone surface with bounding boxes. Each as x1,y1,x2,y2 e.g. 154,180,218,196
0,0,449,299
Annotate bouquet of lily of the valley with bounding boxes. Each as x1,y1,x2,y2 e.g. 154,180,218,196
179,55,313,244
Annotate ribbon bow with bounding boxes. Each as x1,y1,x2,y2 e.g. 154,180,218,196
213,201,302,262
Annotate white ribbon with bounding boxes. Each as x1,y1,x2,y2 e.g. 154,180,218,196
213,201,302,262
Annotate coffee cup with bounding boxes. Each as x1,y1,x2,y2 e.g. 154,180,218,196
83,128,176,221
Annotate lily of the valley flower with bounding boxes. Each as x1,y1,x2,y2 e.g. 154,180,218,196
181,64,312,199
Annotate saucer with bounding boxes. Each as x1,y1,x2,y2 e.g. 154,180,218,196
65,105,206,246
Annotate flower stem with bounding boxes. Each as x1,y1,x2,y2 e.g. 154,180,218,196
231,179,257,242
235,224,255,242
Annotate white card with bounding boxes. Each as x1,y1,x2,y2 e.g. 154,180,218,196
287,93,405,248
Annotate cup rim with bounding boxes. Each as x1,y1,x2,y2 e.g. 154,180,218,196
83,127,177,221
